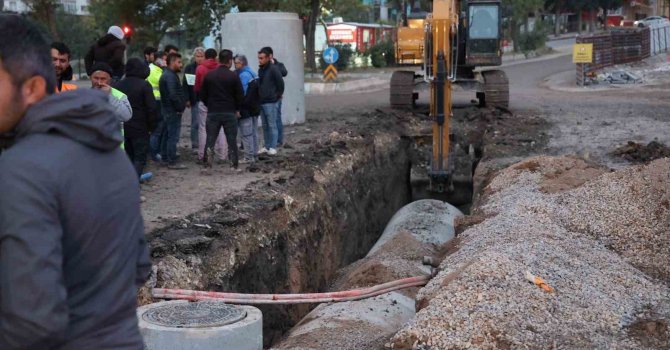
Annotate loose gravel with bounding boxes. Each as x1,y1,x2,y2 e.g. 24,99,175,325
391,156,670,349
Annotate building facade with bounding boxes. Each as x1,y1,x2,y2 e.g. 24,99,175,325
4,0,90,15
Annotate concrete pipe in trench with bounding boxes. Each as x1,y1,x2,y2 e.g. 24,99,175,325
271,199,463,349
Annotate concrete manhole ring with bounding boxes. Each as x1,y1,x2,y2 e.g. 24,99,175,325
142,301,247,328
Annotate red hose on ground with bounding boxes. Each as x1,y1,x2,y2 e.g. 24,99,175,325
152,275,430,305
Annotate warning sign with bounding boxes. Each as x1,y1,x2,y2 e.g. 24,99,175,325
573,43,593,63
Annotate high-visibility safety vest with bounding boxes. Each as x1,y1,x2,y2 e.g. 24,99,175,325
147,63,162,100
56,82,78,93
110,87,127,150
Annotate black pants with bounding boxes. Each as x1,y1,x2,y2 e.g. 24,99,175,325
205,112,238,168
125,135,149,178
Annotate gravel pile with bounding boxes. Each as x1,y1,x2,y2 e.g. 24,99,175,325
391,156,670,349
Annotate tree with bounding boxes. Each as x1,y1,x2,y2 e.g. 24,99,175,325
24,0,60,40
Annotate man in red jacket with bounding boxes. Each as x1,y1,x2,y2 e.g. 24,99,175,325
194,48,226,163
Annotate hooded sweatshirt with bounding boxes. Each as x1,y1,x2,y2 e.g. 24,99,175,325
0,89,150,350
84,33,126,78
116,58,157,138
194,58,219,96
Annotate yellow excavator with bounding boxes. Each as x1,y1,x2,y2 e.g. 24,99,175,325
392,0,508,202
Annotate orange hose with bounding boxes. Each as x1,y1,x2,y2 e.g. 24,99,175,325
152,276,430,304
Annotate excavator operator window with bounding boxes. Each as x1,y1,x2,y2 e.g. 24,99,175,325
468,5,499,39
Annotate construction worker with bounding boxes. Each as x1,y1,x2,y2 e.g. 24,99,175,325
89,62,132,149
145,47,165,160
51,42,77,93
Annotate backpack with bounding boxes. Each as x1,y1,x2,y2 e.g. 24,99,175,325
243,78,261,117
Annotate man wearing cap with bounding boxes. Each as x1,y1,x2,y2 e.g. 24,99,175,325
90,62,132,128
85,25,127,82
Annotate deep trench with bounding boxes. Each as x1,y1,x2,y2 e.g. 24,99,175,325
149,133,477,347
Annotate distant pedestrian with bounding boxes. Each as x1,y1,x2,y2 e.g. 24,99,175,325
89,62,132,124
145,47,165,162
200,49,244,170
116,58,158,181
257,47,284,156
234,54,261,163
51,42,77,92
195,48,227,162
164,44,179,55
85,25,126,81
261,47,287,146
183,47,205,152
0,15,150,349
158,52,187,169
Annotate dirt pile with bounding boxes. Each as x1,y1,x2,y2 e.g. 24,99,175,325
613,140,670,163
391,156,670,349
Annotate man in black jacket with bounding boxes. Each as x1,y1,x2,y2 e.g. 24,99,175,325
261,46,288,147
84,25,127,81
200,49,244,170
183,47,205,152
159,52,187,169
116,57,158,179
257,47,285,156
0,15,150,349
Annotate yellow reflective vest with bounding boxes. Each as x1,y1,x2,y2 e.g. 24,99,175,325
147,63,162,100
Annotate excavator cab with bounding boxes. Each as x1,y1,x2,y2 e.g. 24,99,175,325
464,1,502,67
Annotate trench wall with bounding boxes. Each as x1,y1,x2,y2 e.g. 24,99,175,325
146,132,412,346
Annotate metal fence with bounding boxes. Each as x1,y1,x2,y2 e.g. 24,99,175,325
650,24,670,55
575,27,653,85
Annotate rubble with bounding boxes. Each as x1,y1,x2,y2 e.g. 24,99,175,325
391,156,670,349
613,140,670,163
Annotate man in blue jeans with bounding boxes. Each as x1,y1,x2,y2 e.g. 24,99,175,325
260,47,288,147
257,47,284,156
158,52,187,169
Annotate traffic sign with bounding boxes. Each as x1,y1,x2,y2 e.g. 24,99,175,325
323,64,338,82
572,43,593,63
323,47,339,65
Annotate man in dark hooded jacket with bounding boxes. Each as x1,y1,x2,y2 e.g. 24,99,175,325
85,25,127,81
116,57,157,179
0,15,150,349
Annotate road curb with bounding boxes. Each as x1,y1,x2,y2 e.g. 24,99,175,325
304,76,390,95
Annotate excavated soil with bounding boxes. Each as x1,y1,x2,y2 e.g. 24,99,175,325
613,140,670,163
391,157,670,349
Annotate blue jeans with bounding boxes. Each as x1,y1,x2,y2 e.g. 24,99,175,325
276,99,283,145
161,109,182,164
260,102,279,149
149,99,163,159
239,116,258,161
190,101,199,149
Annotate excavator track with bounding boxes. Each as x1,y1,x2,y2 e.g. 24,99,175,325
390,71,417,108
481,70,509,109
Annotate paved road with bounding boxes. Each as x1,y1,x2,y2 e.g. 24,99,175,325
546,37,576,49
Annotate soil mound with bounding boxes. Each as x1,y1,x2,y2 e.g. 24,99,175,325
613,140,670,163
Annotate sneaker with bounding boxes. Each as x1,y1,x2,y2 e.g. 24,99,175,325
139,172,153,183
167,163,188,170
258,147,268,155
268,148,277,156
233,167,243,173
151,154,162,162
206,151,214,168
140,196,146,203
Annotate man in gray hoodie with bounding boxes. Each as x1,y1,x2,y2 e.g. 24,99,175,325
0,15,150,349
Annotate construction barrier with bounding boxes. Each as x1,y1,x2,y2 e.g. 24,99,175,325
576,27,654,86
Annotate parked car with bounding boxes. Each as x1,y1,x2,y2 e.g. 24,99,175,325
634,16,670,28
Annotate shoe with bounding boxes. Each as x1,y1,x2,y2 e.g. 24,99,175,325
233,167,243,173
167,163,188,170
151,154,162,162
191,148,199,155
239,158,254,164
268,148,277,156
140,196,146,203
140,172,153,183
258,147,268,155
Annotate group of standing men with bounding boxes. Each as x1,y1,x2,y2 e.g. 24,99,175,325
52,24,288,175
143,43,287,171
